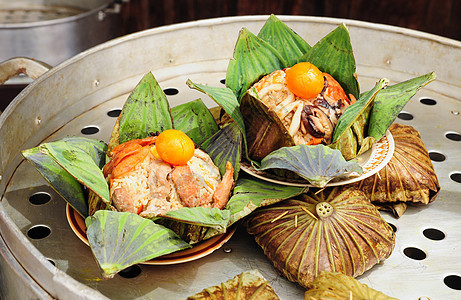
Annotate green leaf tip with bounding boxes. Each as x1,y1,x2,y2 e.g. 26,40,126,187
259,144,363,188
117,72,173,144
86,210,191,278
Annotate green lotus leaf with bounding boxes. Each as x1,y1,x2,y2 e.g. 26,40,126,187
351,103,372,148
298,24,359,99
88,190,107,216
356,136,377,157
186,80,245,137
200,122,242,180
333,78,388,142
257,14,311,67
368,72,437,141
351,98,375,156
154,218,222,244
162,207,230,232
226,176,308,225
258,145,363,188
22,147,89,218
330,127,357,161
85,210,191,278
225,27,287,102
115,72,173,145
171,98,219,144
330,78,389,159
61,136,108,169
39,140,110,203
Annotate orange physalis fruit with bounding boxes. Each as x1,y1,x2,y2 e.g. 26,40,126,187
286,62,325,99
155,129,195,165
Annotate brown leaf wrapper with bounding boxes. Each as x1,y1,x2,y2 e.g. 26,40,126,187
245,186,395,289
187,270,280,300
354,123,440,217
304,271,398,300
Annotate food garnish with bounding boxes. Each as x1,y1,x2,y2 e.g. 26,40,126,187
285,62,325,99
155,129,195,165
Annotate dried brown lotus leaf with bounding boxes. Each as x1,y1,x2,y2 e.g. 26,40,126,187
241,89,295,161
186,270,280,300
355,123,440,207
245,186,395,289
374,202,407,218
304,271,398,300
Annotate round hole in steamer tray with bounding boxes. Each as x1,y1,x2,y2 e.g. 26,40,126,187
387,222,397,232
48,259,56,267
27,225,51,240
397,111,414,121
220,78,226,85
403,246,426,261
81,126,100,135
107,109,121,118
419,97,437,106
163,87,179,96
444,275,461,290
445,132,461,142
428,151,446,162
422,228,445,241
29,192,51,205
450,172,461,184
118,265,142,279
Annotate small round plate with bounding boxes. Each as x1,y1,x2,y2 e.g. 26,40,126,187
241,130,394,187
66,204,236,265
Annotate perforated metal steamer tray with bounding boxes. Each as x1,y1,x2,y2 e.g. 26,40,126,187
1,16,461,299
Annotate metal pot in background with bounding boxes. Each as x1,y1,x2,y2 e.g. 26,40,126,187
0,0,124,66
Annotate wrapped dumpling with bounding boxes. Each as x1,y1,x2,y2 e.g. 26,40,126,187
304,271,398,300
241,62,355,160
245,186,395,288
103,133,235,217
354,123,440,217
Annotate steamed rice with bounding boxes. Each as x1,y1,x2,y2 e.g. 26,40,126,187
111,148,222,216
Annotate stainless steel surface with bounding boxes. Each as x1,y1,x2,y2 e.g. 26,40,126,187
0,0,122,66
0,16,461,299
0,4,85,23
0,57,51,84
0,229,52,299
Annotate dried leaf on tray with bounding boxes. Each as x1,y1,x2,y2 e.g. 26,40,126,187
304,271,398,300
245,186,395,289
354,123,440,217
374,202,408,218
187,269,280,300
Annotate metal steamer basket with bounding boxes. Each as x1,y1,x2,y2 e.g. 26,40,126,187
1,16,460,299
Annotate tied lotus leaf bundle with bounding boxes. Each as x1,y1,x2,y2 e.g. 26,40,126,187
304,271,398,300
241,66,355,161
21,71,308,278
354,123,440,217
187,270,280,300
245,186,395,288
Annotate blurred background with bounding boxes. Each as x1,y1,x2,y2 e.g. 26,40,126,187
1,0,460,111
120,0,461,40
